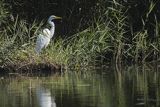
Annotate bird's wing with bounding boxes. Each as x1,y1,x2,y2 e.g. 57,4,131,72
35,34,46,54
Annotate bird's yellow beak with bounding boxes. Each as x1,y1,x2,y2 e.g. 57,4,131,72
54,16,62,19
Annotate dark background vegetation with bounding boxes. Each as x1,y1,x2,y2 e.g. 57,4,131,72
5,0,160,37
6,0,98,36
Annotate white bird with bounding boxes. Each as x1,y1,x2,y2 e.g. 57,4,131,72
35,15,62,54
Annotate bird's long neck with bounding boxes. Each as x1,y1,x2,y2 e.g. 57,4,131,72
48,20,55,38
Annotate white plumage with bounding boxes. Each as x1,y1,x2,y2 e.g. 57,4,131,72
35,29,51,54
35,15,61,54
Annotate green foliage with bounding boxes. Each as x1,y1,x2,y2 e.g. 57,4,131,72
0,0,160,68
0,0,10,25
0,15,44,65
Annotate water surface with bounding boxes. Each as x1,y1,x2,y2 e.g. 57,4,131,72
0,64,160,107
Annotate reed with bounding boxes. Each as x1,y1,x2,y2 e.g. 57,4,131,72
0,0,160,68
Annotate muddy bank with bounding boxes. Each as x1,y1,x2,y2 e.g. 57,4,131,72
0,62,63,76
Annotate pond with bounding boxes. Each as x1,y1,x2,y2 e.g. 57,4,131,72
0,64,159,107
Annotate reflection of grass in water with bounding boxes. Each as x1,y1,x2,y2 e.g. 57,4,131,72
0,70,113,107
114,64,160,107
0,78,37,107
42,72,112,107
0,65,160,107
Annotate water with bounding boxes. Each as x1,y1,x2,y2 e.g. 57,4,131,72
0,64,160,107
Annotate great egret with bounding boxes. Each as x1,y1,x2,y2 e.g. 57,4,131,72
35,15,62,54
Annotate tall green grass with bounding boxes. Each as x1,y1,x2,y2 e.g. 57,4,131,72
0,0,10,25
0,15,44,66
0,0,160,69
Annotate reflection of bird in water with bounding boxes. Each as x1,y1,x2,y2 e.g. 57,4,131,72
35,15,62,54
36,87,56,107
